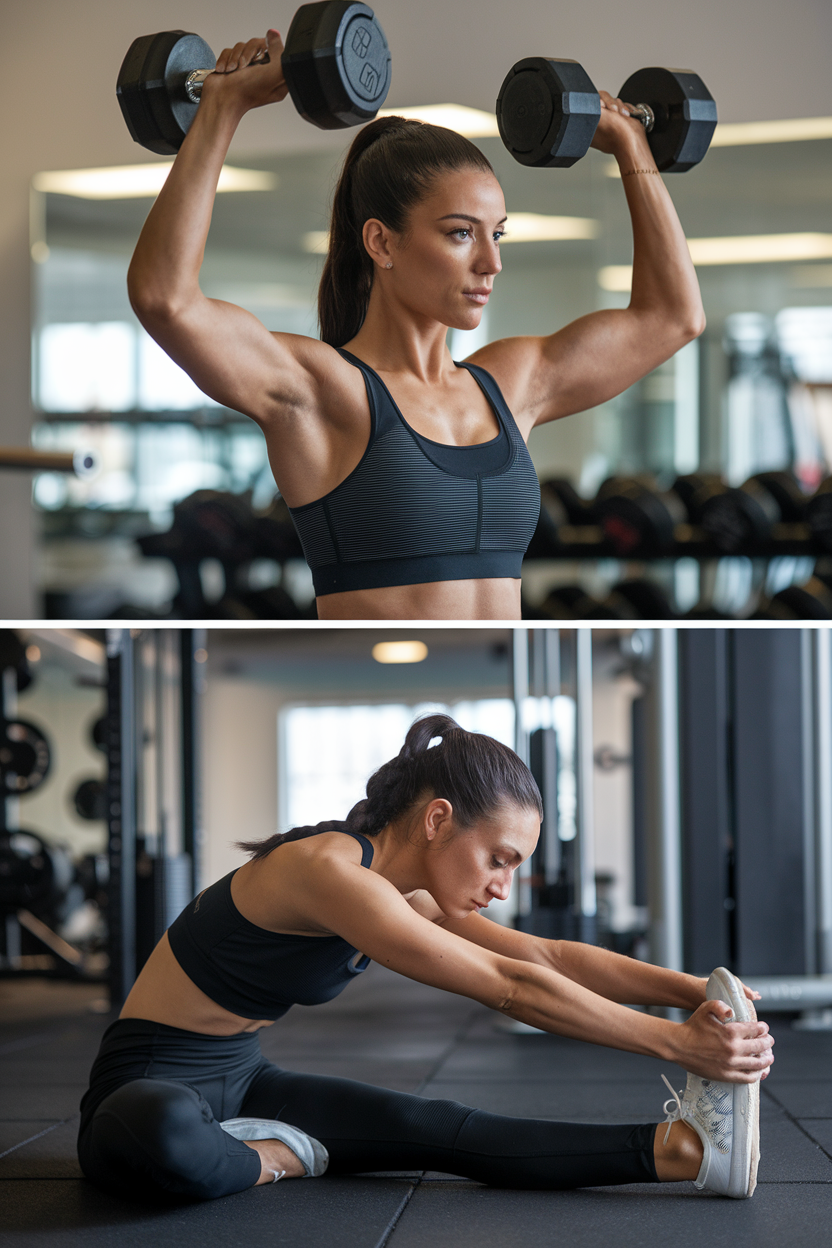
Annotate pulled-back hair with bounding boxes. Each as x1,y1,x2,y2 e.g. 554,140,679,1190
238,713,541,860
318,117,495,348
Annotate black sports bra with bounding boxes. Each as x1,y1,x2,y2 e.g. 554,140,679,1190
289,351,541,596
166,824,373,1021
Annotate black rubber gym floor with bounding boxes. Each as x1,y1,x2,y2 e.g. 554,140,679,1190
1,965,831,1247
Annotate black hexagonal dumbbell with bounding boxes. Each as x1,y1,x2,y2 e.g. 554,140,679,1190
117,1,391,155
497,57,716,171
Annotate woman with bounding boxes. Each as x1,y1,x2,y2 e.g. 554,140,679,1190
128,29,705,621
78,714,772,1203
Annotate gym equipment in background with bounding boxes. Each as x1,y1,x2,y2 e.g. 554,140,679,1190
117,1,391,153
497,57,716,171
0,719,51,796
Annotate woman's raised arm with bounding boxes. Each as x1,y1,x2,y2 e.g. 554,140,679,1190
127,30,333,430
479,91,706,434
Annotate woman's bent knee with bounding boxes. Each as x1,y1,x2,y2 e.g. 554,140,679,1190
79,1079,258,1201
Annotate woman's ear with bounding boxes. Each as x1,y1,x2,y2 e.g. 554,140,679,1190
423,798,454,843
363,218,395,270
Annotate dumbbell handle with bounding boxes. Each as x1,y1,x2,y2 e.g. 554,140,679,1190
184,48,272,104
626,102,655,133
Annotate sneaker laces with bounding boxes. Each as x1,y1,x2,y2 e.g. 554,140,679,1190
660,1073,684,1145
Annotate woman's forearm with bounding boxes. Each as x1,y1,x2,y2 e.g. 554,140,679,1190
127,94,243,319
548,940,706,1010
502,957,681,1061
616,134,705,337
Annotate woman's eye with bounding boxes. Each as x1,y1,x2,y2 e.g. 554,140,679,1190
493,230,505,243
452,228,471,240
492,858,507,869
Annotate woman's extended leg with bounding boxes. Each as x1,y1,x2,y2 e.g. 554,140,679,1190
240,1063,663,1190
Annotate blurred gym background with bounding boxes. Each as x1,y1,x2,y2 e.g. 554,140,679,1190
3,0,832,619
3,625,830,1021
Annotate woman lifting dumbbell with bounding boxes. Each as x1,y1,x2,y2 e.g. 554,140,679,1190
78,714,772,1202
126,16,708,620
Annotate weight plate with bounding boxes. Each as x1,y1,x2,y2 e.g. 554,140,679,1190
283,1,391,130
73,778,107,823
117,30,215,155
618,66,717,172
0,830,55,913
0,720,51,795
497,58,601,168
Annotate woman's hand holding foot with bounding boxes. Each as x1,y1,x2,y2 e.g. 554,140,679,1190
669,999,774,1083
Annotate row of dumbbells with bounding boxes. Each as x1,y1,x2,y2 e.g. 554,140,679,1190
524,572,832,621
527,471,832,561
118,2,716,174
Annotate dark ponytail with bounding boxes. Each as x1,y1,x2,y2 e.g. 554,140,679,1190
237,714,542,861
318,117,495,347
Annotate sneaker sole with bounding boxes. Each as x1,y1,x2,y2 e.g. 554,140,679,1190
706,967,760,1198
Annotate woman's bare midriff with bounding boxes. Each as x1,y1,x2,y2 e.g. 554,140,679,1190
119,931,274,1036
316,577,522,620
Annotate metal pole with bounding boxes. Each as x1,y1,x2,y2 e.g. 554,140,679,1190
814,628,832,974
801,630,818,975
654,628,683,971
512,628,530,765
574,629,597,937
106,628,137,1007
512,629,531,919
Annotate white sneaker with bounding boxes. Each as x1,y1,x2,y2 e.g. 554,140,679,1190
219,1117,329,1177
660,966,760,1199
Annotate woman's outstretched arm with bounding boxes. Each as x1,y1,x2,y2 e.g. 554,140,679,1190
294,846,773,1084
477,91,706,434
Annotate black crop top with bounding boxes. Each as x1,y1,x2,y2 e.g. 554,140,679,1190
166,824,373,1020
289,351,541,596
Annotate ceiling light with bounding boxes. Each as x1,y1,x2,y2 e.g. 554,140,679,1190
600,234,832,289
598,265,634,291
689,233,832,265
503,213,598,242
372,640,428,664
32,164,277,199
302,230,330,254
711,117,832,146
378,104,499,137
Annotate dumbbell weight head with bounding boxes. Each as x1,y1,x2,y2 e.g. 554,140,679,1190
618,67,717,172
117,3,391,155
496,58,601,168
117,31,216,156
282,1,390,129
593,477,685,557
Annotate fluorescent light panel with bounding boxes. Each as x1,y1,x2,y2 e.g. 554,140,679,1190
371,641,428,664
600,234,832,289
33,164,277,199
377,104,499,136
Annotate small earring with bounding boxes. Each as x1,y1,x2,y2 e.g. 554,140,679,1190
385,262,393,269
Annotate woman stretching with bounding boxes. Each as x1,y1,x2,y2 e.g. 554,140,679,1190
127,29,706,620
79,715,772,1202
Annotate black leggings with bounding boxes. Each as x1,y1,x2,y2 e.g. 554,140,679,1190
78,1019,658,1202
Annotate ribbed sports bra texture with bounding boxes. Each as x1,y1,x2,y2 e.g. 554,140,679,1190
289,350,541,596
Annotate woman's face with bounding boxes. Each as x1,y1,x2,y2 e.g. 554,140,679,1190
422,802,541,921
367,167,507,332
